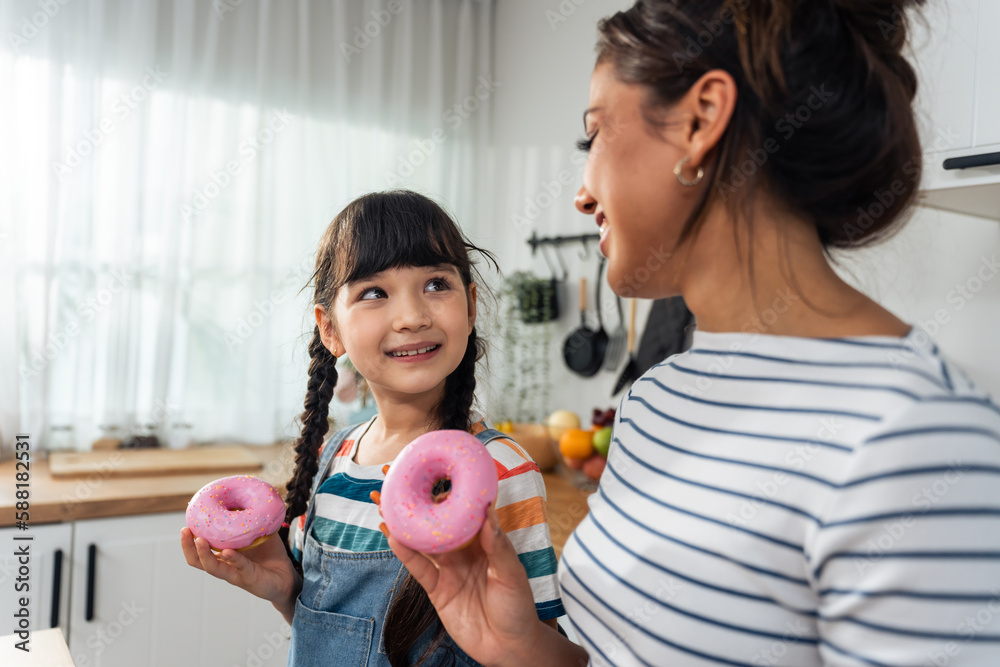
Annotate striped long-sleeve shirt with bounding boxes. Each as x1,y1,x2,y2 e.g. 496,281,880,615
291,417,565,620
560,327,1000,666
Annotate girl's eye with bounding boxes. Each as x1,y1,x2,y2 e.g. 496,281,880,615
426,277,452,292
359,287,386,300
576,133,596,153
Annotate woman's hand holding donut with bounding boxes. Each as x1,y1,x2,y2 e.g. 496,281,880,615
373,491,587,667
179,527,301,622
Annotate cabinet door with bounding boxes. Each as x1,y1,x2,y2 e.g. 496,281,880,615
911,0,980,155
68,512,288,667
975,1,1000,148
0,523,73,638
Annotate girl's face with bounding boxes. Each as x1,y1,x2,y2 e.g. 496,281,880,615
574,62,692,299
317,264,476,402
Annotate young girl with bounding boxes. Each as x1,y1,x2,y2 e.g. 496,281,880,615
180,190,564,666
380,2,1000,666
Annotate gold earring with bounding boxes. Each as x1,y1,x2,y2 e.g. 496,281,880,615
674,156,705,187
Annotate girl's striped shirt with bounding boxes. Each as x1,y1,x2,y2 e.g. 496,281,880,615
291,417,565,621
560,326,1000,665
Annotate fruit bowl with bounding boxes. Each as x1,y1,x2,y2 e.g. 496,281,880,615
507,423,557,471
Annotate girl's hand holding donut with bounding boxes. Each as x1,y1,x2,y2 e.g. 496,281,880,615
179,526,301,617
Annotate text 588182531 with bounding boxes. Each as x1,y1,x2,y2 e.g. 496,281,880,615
12,433,31,652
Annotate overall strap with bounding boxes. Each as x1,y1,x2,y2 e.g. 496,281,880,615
474,427,508,446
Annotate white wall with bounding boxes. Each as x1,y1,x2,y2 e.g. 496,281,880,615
482,0,1000,425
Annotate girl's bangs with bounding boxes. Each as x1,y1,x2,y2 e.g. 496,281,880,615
341,195,469,284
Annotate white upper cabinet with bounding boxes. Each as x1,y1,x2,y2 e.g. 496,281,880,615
910,0,1000,220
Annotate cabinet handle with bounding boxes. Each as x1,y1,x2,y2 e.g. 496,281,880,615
50,549,63,629
943,152,1000,170
85,544,96,622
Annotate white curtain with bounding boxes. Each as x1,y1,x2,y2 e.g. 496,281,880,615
0,0,495,453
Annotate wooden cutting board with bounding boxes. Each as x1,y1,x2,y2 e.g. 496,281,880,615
48,446,263,478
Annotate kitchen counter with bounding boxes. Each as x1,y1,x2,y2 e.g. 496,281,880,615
0,444,594,554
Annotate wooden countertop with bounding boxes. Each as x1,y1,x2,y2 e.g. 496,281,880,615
0,445,594,554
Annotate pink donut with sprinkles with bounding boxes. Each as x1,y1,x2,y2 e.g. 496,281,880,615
186,475,284,551
381,430,499,554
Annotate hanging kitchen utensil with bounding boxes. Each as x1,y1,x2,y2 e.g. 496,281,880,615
562,275,608,377
612,298,639,395
592,256,610,369
603,295,626,372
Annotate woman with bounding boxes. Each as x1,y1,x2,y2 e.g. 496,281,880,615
384,1,1000,664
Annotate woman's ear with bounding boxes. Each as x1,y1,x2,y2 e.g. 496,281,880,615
681,69,738,170
314,304,343,357
467,283,477,331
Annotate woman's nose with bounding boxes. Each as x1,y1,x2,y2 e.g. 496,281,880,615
575,185,597,215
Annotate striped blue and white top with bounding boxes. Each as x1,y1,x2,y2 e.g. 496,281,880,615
559,327,1000,666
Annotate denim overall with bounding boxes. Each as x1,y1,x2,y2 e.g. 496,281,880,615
288,425,506,667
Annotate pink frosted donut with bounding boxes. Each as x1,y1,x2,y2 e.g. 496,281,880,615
186,475,284,551
381,430,498,554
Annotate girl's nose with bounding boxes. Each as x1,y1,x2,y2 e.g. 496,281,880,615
393,295,432,332
575,185,597,214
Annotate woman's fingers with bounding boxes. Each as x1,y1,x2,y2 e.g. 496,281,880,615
480,504,527,581
386,531,441,594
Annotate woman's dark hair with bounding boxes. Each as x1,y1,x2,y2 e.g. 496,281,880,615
280,190,498,667
595,0,926,283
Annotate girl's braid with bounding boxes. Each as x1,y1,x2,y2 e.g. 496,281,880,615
279,326,337,566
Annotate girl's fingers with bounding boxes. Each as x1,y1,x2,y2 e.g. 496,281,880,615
179,528,205,571
370,490,381,505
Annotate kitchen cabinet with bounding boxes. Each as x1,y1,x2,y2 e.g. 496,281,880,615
3,514,287,667
911,0,1000,220
67,511,289,667
0,522,73,639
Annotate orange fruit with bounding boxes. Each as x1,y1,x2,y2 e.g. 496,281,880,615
559,428,595,460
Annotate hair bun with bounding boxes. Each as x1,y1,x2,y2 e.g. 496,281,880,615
833,0,926,55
